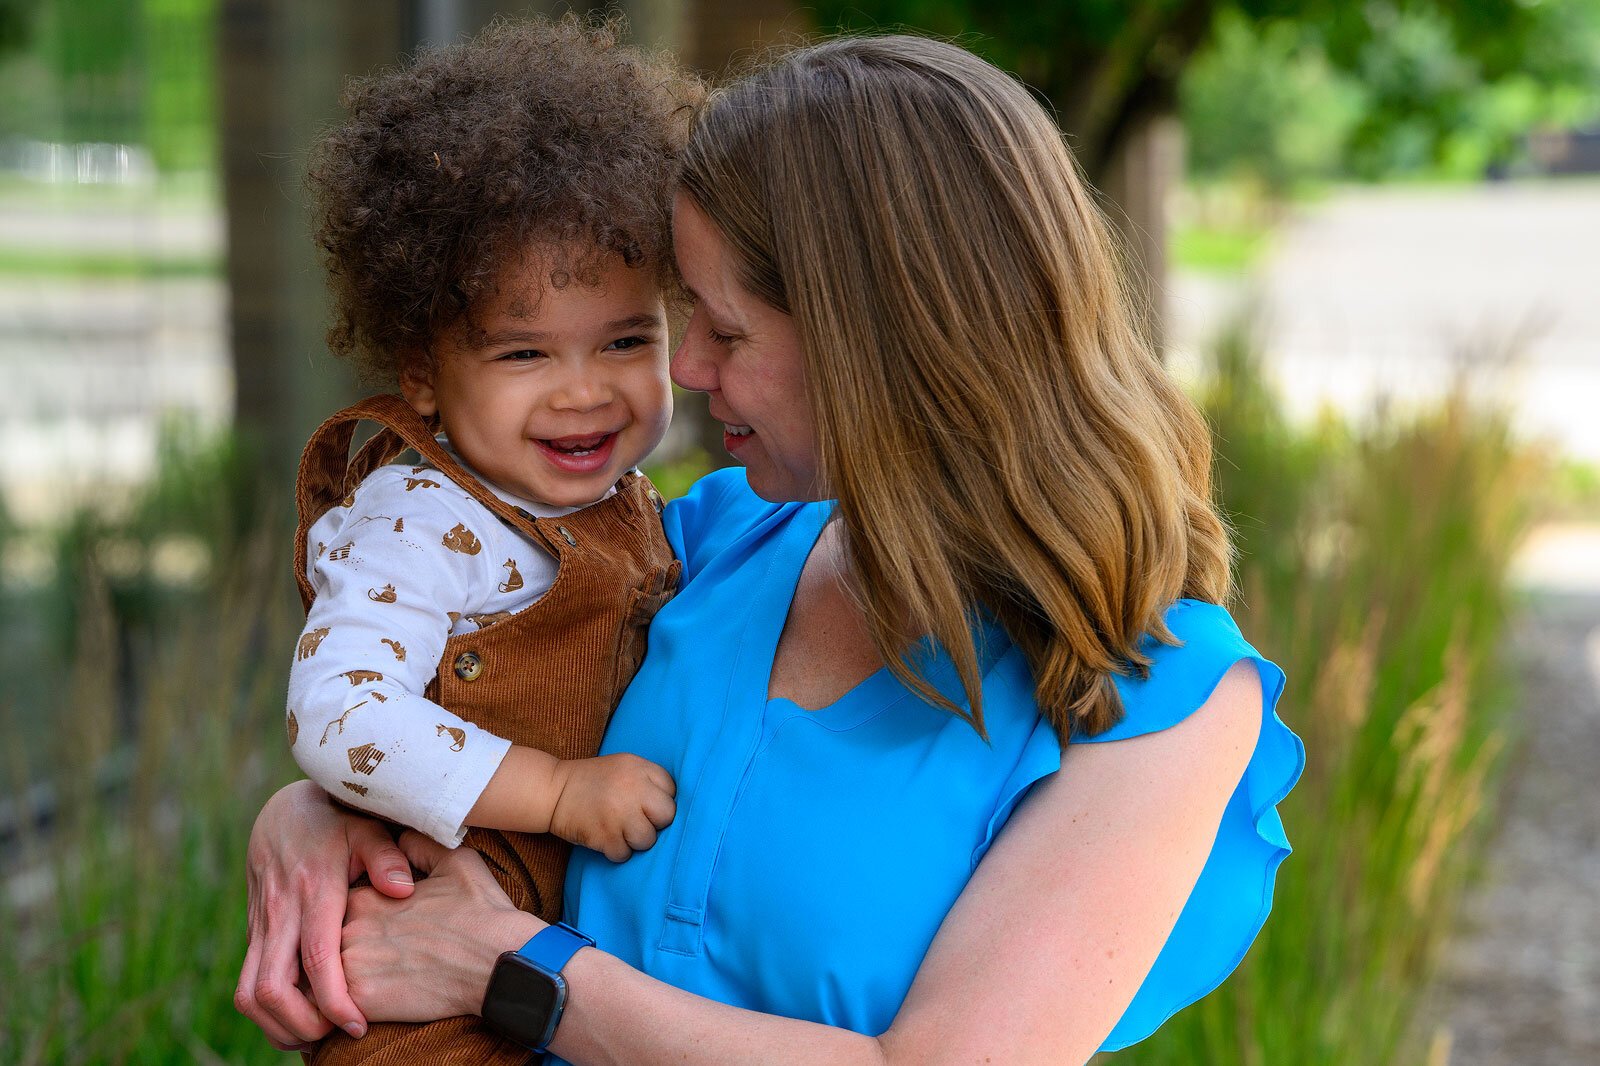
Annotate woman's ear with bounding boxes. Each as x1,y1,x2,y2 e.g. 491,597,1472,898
399,360,438,418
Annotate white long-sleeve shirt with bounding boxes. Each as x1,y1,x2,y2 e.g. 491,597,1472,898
288,455,591,845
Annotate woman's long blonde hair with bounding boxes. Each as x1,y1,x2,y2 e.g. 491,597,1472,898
680,35,1231,739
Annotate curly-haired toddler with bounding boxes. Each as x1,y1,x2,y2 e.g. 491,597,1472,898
281,17,701,1064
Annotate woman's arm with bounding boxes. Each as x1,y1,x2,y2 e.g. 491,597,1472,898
233,780,417,1049
338,661,1263,1064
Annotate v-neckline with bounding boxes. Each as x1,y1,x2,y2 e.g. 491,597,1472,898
756,502,909,727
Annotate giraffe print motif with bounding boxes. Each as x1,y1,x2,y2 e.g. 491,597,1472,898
340,668,384,685
380,637,406,661
436,724,466,752
347,743,385,775
442,523,482,555
368,583,397,603
297,627,330,660
499,558,524,594
320,700,369,746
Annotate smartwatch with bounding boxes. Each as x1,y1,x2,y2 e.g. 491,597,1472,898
481,922,595,1052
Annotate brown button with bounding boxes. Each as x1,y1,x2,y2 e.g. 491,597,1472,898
452,652,483,681
646,488,664,514
557,525,577,547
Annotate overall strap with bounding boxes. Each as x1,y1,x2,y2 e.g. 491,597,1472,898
292,393,560,610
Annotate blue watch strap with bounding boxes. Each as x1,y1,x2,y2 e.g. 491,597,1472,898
515,921,595,975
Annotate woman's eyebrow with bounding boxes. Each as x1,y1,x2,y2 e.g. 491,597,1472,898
682,286,738,323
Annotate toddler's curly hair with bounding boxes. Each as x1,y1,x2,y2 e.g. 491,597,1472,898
307,14,703,384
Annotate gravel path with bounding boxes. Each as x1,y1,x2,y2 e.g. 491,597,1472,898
1430,580,1600,1064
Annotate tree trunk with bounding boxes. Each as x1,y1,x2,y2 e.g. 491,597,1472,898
218,0,412,483
1094,112,1184,357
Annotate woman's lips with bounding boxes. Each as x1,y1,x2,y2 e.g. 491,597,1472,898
722,422,754,453
535,431,618,473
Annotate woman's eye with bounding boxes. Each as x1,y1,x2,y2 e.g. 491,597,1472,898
498,349,544,362
706,327,735,346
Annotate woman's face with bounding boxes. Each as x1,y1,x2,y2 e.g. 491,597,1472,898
671,194,823,503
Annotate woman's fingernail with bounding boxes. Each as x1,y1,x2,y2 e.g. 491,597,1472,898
387,870,413,885
344,1022,367,1039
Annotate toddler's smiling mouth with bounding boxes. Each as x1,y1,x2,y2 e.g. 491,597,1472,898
540,432,614,456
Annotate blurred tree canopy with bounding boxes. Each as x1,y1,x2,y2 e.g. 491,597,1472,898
0,0,216,171
0,0,40,56
817,0,1600,187
1185,1,1600,187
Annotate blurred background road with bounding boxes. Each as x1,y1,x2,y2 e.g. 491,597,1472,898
1172,181,1600,462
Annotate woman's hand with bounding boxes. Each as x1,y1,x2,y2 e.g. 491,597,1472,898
234,780,417,1050
341,831,541,1023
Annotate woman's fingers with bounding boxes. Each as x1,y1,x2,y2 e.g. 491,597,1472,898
235,886,306,1049
350,818,416,899
249,885,336,1043
300,882,368,1039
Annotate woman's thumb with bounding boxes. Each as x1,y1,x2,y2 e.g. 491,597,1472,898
349,821,415,898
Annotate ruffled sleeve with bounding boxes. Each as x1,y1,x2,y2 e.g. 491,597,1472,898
661,467,782,586
1079,598,1304,1052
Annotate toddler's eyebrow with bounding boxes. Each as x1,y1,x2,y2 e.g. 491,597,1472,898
483,312,664,345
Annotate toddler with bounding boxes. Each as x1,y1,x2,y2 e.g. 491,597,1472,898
284,17,700,1065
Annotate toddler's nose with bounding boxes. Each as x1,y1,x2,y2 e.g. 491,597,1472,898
549,367,615,412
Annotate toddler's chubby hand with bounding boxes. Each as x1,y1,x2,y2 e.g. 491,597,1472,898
550,753,676,862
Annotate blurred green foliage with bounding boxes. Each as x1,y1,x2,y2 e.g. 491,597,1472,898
0,421,295,1063
0,0,217,172
0,0,40,57
816,0,1600,187
1184,2,1600,185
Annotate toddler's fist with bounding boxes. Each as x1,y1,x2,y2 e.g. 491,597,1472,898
550,753,676,862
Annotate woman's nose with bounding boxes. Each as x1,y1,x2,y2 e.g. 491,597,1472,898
671,315,718,394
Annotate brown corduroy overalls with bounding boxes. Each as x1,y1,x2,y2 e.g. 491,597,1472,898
292,394,679,1065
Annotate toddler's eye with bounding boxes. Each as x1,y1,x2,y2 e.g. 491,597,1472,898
608,335,650,352
498,349,544,362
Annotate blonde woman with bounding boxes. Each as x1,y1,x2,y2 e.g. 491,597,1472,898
237,35,1303,1063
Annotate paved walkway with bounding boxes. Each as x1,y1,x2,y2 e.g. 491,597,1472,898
1429,581,1600,1064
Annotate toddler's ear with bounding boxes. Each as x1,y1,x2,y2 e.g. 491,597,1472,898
400,361,438,417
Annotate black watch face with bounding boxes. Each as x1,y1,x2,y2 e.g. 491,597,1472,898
483,955,563,1049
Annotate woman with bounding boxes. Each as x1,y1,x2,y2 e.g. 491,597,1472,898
237,35,1303,1063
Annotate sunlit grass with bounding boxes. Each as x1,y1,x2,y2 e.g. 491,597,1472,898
1170,223,1272,274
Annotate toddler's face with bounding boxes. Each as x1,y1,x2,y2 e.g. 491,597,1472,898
404,250,672,508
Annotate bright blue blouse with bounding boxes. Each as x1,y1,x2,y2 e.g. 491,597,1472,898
561,469,1304,1057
